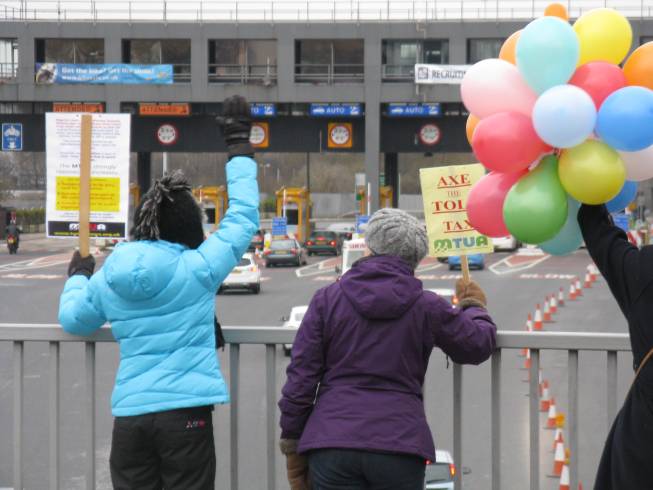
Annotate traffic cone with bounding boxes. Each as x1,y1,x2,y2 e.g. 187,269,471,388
534,304,544,330
569,283,577,301
549,440,565,477
584,272,592,288
546,397,558,429
552,427,564,451
559,462,570,490
523,349,531,370
543,298,553,322
558,288,565,307
587,265,596,283
575,278,583,296
520,314,533,357
538,371,544,396
550,294,558,314
540,383,551,412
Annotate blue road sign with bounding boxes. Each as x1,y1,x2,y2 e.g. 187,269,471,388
387,103,442,117
251,103,276,117
310,103,362,117
612,213,630,232
2,123,22,151
356,215,370,234
272,217,288,236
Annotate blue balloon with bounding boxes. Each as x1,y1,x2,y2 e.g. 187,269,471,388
596,86,653,151
533,85,597,148
540,198,583,256
516,16,579,94
606,180,638,213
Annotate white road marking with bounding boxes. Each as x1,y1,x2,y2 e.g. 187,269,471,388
489,252,551,276
1,273,64,280
0,253,72,273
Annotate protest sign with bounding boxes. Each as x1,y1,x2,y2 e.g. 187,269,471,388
46,113,131,241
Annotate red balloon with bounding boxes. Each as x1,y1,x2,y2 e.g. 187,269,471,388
472,112,550,173
569,62,627,109
468,171,527,238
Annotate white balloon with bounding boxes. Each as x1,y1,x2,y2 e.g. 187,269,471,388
618,146,653,181
461,58,538,119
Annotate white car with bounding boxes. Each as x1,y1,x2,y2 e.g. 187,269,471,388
425,450,456,490
282,305,308,356
492,235,519,251
219,253,261,294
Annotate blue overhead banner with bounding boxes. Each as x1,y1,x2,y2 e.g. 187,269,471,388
251,104,276,117
35,63,174,85
310,103,362,117
387,103,442,117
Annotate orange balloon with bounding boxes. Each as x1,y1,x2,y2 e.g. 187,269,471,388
624,42,653,90
499,31,521,65
544,3,568,21
466,114,480,146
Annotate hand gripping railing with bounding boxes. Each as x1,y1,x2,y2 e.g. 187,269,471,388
0,324,631,490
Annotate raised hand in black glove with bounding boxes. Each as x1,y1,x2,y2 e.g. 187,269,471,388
217,95,253,159
68,250,96,278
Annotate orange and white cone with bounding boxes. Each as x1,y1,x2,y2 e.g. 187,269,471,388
546,397,558,429
523,349,531,370
549,440,565,477
559,462,570,490
540,383,551,412
543,298,553,322
552,427,564,451
534,304,544,330
520,314,533,357
558,288,565,307
569,283,577,301
550,294,558,314
575,278,583,296
584,272,592,288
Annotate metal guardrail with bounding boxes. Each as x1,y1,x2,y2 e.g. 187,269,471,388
0,324,632,490
295,63,364,84
1,1,653,23
208,63,278,84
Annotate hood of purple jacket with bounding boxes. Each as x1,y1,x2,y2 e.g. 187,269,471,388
339,256,422,320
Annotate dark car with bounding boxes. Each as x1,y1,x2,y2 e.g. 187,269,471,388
305,230,342,256
248,229,265,252
264,238,308,267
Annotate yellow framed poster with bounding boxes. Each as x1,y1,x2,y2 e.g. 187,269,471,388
420,163,493,257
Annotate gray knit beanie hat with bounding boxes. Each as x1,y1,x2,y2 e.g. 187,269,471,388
365,208,428,268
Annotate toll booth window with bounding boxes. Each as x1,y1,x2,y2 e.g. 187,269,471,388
123,39,191,82
295,39,363,83
204,208,216,224
467,38,504,64
209,39,277,84
36,39,104,64
286,209,299,226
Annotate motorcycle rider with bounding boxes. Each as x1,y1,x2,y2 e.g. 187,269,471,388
5,219,20,252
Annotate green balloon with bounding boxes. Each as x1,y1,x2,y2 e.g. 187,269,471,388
503,155,569,244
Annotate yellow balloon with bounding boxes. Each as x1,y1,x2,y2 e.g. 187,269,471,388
559,140,625,205
573,8,633,65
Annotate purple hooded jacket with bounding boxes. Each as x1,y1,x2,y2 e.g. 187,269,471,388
279,255,497,461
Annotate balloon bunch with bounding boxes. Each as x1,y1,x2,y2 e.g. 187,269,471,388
464,4,644,256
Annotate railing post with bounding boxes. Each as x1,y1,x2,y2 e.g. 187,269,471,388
85,342,96,490
266,345,277,490
568,350,579,490
50,342,61,490
453,363,462,490
491,350,501,490
529,349,540,490
230,344,240,490
13,340,23,490
607,351,618,429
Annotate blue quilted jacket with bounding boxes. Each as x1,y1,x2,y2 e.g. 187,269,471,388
58,157,259,416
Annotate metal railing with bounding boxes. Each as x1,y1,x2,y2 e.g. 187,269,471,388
208,63,278,84
0,324,632,490
382,64,416,81
295,63,364,84
1,1,653,23
0,61,17,80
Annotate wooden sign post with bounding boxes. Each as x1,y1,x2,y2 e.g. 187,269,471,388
78,114,93,257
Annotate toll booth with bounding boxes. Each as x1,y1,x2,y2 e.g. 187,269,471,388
193,186,228,230
356,185,394,215
276,187,311,243
380,186,394,208
130,183,141,208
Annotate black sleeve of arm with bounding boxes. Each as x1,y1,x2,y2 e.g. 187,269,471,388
577,204,639,315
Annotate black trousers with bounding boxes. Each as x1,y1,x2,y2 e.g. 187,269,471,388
110,406,215,490
308,449,426,490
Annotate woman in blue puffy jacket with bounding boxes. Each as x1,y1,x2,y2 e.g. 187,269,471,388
58,96,259,490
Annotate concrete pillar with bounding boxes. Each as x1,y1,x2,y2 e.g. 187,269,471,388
137,152,152,194
384,152,399,208
364,35,381,212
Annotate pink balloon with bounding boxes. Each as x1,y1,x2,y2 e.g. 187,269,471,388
468,171,528,238
461,58,538,118
472,112,551,173
569,62,627,109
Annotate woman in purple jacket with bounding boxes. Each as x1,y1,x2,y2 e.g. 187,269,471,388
278,208,497,490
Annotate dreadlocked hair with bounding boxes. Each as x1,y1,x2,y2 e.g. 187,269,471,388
131,170,206,249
